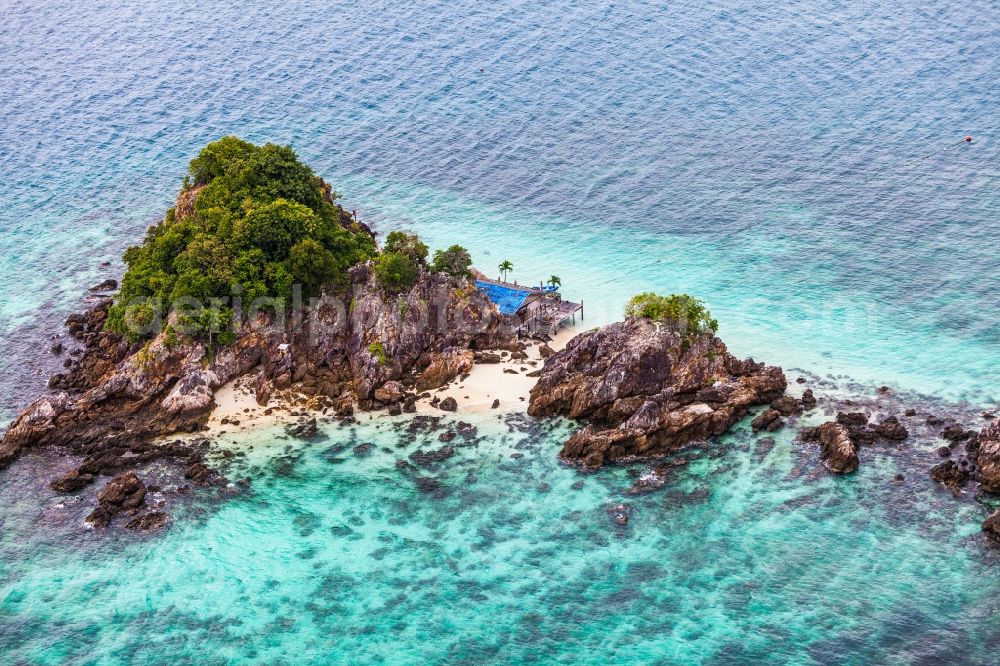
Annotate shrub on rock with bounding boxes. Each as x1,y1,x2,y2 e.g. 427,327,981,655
624,292,718,339
431,245,472,277
374,251,419,293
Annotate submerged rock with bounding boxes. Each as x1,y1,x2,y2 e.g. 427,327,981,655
828,411,909,447
875,416,909,441
287,418,320,439
754,436,776,460
801,422,858,474
983,510,1000,543
625,461,687,495
85,471,146,528
409,446,455,466
455,421,477,437
751,409,784,432
942,423,973,442
413,476,446,496
607,503,634,526
837,411,869,430
976,421,1000,494
528,318,786,470
183,461,215,483
125,511,169,531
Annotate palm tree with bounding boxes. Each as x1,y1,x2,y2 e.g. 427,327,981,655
498,260,514,282
547,275,561,289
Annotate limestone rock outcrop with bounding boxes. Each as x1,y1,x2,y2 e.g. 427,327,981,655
415,348,474,391
527,318,787,470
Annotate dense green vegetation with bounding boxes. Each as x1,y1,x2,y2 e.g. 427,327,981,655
374,234,472,292
383,231,428,264
107,137,477,344
373,251,420,294
432,245,473,278
374,231,426,293
624,292,719,337
107,136,376,342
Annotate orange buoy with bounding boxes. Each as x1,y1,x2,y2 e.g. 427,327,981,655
965,135,973,142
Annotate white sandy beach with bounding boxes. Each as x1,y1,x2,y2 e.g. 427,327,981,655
202,325,580,437
414,325,577,414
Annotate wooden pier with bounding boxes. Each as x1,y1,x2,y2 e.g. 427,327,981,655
473,275,582,340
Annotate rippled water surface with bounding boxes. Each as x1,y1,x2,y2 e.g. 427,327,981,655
1,0,999,663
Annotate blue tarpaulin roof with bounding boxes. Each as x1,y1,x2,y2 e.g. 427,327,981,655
475,280,533,315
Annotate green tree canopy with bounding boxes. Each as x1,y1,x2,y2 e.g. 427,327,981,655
624,292,719,338
383,231,429,264
433,245,473,278
107,136,376,343
232,199,319,260
374,252,419,293
289,238,340,297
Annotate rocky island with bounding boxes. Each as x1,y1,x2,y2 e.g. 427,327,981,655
0,138,519,527
527,315,787,470
2,137,998,543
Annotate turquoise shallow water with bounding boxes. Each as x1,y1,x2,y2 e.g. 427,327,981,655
1,0,999,663
3,414,1000,664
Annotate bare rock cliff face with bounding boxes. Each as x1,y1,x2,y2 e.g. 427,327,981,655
0,266,514,471
527,318,787,470
343,264,511,405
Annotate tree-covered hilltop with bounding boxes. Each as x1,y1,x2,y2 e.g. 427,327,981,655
106,137,473,344
106,136,377,341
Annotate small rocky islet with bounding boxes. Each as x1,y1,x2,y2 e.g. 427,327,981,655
1,138,997,544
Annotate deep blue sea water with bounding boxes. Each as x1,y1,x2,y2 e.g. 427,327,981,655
1,0,999,663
